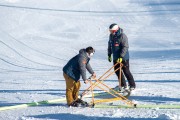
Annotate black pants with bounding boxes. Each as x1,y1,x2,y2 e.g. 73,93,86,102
113,60,135,88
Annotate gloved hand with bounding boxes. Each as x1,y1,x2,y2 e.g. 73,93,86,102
92,73,96,79
108,55,112,62
117,58,122,63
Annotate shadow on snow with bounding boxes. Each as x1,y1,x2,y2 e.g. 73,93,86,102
28,113,159,120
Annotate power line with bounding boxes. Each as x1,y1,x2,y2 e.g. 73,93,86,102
0,4,180,14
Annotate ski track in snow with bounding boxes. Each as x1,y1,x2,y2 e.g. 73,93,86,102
0,0,180,120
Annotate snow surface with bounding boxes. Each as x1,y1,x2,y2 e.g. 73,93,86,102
0,0,180,119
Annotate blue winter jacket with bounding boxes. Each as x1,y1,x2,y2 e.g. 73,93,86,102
63,49,94,82
108,28,129,61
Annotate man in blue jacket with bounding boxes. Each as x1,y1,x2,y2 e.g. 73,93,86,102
63,46,96,107
108,23,135,91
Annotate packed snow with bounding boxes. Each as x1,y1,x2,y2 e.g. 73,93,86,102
0,0,180,119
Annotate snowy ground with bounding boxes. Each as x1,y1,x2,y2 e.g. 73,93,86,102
0,0,180,120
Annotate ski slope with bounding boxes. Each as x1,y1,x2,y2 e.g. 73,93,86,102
0,0,180,119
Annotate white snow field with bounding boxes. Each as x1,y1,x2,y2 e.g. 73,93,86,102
0,0,180,119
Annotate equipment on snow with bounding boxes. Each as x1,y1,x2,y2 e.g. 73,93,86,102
80,62,136,108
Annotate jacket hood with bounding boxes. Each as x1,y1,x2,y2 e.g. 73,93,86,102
116,28,123,36
79,49,85,54
79,49,88,58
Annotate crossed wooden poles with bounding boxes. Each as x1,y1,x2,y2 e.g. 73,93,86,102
80,62,136,108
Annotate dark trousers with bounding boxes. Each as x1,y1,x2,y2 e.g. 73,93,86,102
113,61,127,87
113,60,135,88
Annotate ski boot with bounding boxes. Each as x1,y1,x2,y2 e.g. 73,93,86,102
129,87,135,91
129,86,135,91
69,101,80,107
112,86,127,93
76,98,89,107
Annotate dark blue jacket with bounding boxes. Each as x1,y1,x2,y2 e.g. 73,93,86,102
63,49,94,82
108,28,129,61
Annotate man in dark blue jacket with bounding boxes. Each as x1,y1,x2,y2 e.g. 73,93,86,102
108,23,135,91
63,46,96,107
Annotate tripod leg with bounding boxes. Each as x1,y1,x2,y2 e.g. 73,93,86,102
81,65,120,98
90,79,95,105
